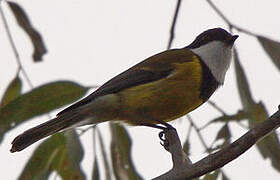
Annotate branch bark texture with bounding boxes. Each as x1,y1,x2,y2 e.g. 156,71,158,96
153,107,280,180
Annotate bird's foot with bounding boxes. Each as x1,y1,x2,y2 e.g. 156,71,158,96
139,120,176,151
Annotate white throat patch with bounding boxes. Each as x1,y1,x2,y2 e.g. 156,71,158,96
191,41,232,84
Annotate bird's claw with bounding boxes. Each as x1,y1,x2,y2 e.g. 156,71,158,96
159,130,170,151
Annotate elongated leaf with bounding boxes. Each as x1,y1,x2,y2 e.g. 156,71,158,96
1,75,22,107
92,155,100,180
202,170,219,180
208,110,247,125
19,130,85,180
8,2,47,61
0,81,89,143
66,130,84,168
258,36,280,71
211,124,232,150
215,124,231,142
97,128,112,180
110,123,142,180
92,128,100,180
233,48,254,111
234,48,280,171
221,172,229,180
183,139,190,155
248,102,280,172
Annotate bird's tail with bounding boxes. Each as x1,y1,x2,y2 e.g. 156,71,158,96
10,115,83,153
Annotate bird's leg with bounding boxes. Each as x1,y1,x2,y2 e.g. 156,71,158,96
155,120,177,151
139,123,166,130
155,119,176,130
159,129,170,151
140,119,176,151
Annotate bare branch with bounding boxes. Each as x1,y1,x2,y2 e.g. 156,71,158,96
207,100,227,115
0,3,34,88
167,0,182,49
205,0,257,37
188,115,210,152
153,106,280,180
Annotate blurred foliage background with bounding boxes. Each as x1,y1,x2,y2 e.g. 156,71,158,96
1,0,280,179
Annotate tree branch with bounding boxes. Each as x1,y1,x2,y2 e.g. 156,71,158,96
167,0,182,49
205,0,257,36
153,106,280,180
0,2,34,88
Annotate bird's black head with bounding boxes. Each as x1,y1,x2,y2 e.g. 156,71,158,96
187,28,238,49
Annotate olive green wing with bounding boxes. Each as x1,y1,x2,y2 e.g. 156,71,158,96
57,48,194,116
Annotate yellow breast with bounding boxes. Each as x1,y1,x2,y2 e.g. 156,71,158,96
118,57,204,125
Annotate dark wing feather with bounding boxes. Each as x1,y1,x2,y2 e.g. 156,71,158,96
57,48,193,116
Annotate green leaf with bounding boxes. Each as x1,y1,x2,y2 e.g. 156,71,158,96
1,75,22,107
92,128,100,180
66,130,84,168
221,172,230,180
202,170,219,180
18,130,85,180
92,156,100,180
97,128,112,180
247,102,280,172
110,123,142,180
233,48,254,111
213,110,247,123
258,36,280,71
7,1,47,62
234,48,280,172
215,124,231,142
201,110,248,130
0,81,89,143
210,124,232,152
183,139,190,155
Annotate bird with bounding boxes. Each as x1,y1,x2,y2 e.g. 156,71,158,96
10,28,238,153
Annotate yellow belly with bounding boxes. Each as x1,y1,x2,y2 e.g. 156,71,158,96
118,59,203,125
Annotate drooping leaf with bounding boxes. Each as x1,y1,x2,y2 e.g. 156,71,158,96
234,48,280,172
221,172,230,180
233,48,254,111
201,110,248,130
211,110,247,124
97,128,112,180
7,1,47,62
183,139,190,155
0,81,89,143
258,36,280,71
66,130,84,168
202,170,219,180
91,127,100,180
210,124,232,152
92,156,100,180
247,102,280,172
215,124,231,142
110,123,142,180
1,75,22,107
19,130,85,180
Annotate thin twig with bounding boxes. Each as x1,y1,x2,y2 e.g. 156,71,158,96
186,122,193,141
205,0,257,37
78,125,95,136
208,100,227,115
236,121,249,129
187,115,210,152
167,0,182,49
188,115,228,176
205,0,231,26
0,3,34,88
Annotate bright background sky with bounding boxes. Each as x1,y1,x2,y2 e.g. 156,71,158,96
1,0,280,179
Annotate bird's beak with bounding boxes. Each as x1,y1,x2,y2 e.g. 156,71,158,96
227,35,239,46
